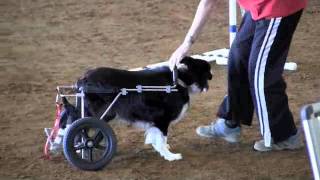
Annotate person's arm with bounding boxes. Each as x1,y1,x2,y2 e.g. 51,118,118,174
169,0,216,70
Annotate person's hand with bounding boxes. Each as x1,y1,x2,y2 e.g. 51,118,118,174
168,41,192,71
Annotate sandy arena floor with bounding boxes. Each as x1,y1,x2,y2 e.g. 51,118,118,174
1,0,320,179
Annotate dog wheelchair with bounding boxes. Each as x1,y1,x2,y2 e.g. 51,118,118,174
44,68,179,171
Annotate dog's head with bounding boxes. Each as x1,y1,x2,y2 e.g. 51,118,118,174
177,56,212,93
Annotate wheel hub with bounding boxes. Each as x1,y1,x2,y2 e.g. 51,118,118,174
86,140,94,148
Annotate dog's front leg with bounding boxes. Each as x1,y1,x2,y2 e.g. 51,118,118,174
145,127,182,161
164,136,171,150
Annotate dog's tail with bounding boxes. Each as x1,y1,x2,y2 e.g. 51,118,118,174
60,97,81,128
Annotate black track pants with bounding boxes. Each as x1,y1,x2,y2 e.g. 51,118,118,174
217,10,303,146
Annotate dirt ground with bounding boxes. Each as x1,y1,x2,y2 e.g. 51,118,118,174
1,0,320,179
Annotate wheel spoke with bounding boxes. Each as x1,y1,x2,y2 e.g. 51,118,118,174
74,143,86,150
95,144,107,150
93,130,103,145
88,148,93,162
80,129,89,140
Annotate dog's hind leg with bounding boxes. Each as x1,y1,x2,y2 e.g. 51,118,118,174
145,127,182,161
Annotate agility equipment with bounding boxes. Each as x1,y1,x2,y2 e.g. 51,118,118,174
301,102,320,180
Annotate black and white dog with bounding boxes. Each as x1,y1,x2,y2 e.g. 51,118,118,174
62,56,212,161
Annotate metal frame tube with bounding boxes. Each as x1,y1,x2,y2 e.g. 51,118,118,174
55,84,179,122
99,92,122,120
80,90,85,118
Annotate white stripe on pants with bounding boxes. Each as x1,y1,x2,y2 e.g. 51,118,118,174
254,17,282,147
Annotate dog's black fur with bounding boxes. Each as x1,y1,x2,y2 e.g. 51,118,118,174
71,56,212,137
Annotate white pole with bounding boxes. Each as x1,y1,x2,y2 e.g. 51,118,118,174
229,0,237,47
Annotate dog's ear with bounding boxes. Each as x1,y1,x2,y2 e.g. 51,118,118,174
177,63,188,71
176,57,194,85
180,56,194,65
179,56,195,70
180,56,194,62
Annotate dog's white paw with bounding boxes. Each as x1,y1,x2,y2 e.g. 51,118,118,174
166,143,171,150
164,153,183,161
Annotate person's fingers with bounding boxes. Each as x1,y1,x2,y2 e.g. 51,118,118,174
169,43,189,71
171,53,185,70
169,56,176,71
175,56,183,68
169,60,174,71
171,58,178,71
175,59,180,68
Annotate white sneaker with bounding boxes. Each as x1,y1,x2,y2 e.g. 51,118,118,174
253,131,303,152
196,118,241,143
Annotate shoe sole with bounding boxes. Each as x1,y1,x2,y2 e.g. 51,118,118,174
253,143,303,152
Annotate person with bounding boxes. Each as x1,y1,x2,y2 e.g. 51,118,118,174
168,0,307,151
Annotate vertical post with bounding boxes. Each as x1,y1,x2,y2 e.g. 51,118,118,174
229,0,237,47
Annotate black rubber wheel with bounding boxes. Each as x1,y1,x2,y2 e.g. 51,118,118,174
63,117,117,171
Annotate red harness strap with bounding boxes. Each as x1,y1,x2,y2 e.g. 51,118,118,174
43,103,62,159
